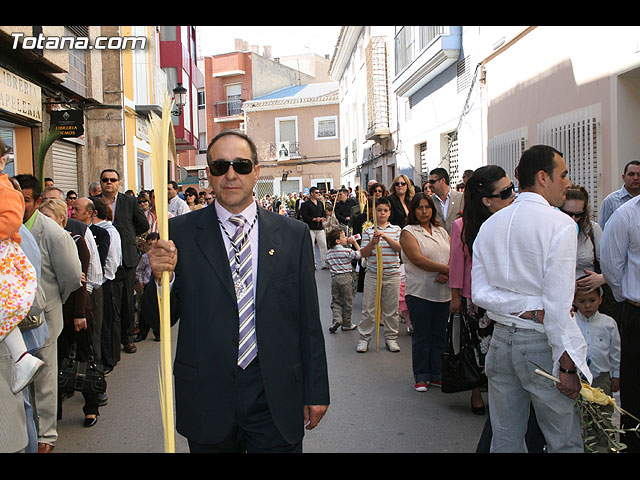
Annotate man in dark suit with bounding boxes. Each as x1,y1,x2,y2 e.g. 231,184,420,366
142,131,329,452
99,169,149,356
429,167,465,234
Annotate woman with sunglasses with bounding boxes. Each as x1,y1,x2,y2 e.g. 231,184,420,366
561,187,616,317
449,166,515,415
387,175,414,228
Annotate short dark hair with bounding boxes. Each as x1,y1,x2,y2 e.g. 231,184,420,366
624,160,640,175
66,190,77,199
206,130,258,166
375,197,391,209
309,186,319,194
14,174,42,199
91,196,110,221
168,180,179,190
516,145,563,190
338,188,349,194
100,168,120,180
429,167,450,185
326,228,343,247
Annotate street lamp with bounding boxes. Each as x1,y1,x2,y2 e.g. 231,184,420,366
172,82,187,116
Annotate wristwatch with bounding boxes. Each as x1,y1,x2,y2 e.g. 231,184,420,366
559,366,578,375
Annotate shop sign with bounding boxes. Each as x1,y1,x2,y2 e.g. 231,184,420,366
0,66,42,122
51,109,84,138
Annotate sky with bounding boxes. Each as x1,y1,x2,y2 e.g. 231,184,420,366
195,26,342,59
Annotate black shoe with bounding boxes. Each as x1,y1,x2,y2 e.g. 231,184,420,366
153,332,161,342
471,402,486,415
329,322,341,333
98,393,108,406
135,332,148,342
84,415,98,428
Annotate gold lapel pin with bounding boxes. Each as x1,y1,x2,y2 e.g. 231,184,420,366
268,249,275,256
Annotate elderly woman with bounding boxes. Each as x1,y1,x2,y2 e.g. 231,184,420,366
38,199,100,428
449,165,515,415
387,174,414,228
400,192,451,392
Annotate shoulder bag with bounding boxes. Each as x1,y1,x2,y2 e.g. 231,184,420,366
441,312,486,394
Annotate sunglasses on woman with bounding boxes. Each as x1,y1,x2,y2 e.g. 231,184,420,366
486,182,515,200
208,159,254,176
560,208,585,219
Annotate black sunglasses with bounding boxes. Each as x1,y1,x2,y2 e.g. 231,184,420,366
427,178,442,184
560,208,585,219
209,159,254,176
486,183,515,200
101,177,119,183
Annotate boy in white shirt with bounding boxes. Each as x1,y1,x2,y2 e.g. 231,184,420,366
325,229,361,333
573,284,621,450
573,285,621,398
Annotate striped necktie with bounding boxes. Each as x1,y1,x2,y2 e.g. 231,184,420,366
229,215,257,369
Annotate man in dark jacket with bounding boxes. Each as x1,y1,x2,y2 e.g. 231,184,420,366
334,188,357,233
299,186,328,269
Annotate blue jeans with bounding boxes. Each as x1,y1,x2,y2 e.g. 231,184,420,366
405,295,450,383
485,323,583,453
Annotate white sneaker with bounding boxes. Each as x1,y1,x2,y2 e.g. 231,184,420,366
356,340,369,353
385,339,400,352
12,353,45,394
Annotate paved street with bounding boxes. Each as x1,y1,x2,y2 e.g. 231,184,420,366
55,249,486,453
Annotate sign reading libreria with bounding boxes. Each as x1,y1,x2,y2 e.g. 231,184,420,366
0,66,42,122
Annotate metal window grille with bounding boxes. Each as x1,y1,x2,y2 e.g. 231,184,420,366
537,105,600,219
488,127,528,190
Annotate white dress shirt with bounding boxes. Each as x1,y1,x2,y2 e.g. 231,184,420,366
214,200,259,301
168,195,191,217
93,220,122,281
84,226,103,292
574,310,621,379
471,192,592,383
599,194,640,303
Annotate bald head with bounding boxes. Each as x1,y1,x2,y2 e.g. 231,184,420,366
71,197,95,225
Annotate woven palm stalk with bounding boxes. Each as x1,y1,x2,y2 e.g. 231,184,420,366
149,92,177,453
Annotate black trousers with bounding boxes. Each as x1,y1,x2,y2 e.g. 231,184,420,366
187,358,302,453
620,301,640,453
113,265,136,345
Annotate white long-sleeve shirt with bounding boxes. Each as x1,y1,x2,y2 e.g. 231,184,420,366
574,311,621,379
471,192,592,383
93,220,122,281
599,194,640,304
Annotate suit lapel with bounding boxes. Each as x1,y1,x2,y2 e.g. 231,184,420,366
194,205,236,301
255,207,280,309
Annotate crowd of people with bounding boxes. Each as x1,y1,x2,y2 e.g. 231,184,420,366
1,128,638,453
304,150,639,453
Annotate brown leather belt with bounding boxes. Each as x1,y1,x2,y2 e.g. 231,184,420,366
627,299,640,308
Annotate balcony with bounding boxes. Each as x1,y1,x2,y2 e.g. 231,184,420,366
212,98,244,122
134,62,169,117
269,142,300,161
392,26,462,98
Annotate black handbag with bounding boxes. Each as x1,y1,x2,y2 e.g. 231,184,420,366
58,330,106,395
441,313,486,394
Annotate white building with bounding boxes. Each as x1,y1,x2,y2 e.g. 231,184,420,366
328,26,399,190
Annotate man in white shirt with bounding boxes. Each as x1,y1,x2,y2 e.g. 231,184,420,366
599,193,640,452
472,145,591,453
168,181,190,216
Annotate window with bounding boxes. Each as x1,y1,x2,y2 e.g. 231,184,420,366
63,27,87,97
314,116,338,140
276,117,297,144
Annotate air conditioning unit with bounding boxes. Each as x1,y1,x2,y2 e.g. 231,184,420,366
198,169,207,179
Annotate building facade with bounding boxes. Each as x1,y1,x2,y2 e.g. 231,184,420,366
328,26,399,190
243,82,341,199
